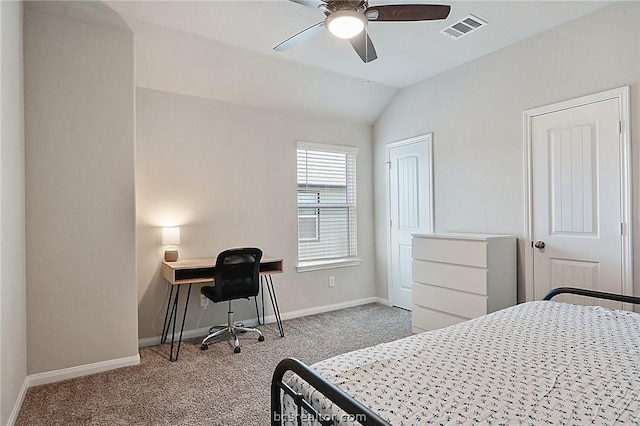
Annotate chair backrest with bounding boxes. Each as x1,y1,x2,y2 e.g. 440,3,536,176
212,247,263,303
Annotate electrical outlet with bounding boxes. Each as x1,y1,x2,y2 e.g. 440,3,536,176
200,294,210,308
328,276,336,288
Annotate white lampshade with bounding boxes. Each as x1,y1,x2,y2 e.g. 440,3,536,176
161,227,181,246
325,10,366,39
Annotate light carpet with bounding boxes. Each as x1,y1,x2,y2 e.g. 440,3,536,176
16,303,411,425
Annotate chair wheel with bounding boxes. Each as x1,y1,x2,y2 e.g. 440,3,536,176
200,344,208,351
234,346,241,354
258,335,265,342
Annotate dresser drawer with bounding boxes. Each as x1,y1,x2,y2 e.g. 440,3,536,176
412,305,466,332
412,237,487,267
412,260,488,295
413,282,488,318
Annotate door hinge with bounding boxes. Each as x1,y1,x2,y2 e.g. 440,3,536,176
621,222,625,236
619,120,623,135
390,219,393,228
386,161,391,170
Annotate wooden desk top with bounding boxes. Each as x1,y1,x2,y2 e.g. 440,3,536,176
161,256,283,285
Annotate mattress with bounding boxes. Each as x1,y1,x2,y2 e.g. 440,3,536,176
283,301,640,425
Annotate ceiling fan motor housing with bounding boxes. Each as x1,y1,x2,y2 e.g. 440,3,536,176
319,1,368,15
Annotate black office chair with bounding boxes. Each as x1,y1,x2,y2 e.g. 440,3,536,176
200,247,265,353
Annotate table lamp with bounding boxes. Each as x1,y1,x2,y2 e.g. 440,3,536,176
162,226,180,262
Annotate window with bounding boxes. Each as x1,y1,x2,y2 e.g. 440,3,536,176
297,142,359,271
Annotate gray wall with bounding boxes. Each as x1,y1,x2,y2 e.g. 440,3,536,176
373,3,640,302
1,1,27,423
136,88,376,340
24,5,138,374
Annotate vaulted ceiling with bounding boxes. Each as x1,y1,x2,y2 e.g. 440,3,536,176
108,1,611,87
100,1,613,124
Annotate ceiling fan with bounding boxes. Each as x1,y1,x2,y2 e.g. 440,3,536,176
274,0,451,63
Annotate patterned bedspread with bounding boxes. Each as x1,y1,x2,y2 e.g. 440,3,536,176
283,301,640,425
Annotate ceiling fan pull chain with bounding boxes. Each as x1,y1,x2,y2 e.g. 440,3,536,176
364,26,370,85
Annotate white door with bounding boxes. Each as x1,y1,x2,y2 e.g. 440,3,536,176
530,97,625,308
388,135,433,310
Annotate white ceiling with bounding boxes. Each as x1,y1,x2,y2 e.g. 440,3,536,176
107,0,613,89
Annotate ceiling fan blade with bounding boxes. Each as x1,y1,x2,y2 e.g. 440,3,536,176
274,22,325,52
365,4,451,21
349,31,378,63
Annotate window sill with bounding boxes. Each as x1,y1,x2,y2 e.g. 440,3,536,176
296,258,362,273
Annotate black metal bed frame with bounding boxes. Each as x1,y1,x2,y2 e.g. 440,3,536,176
271,287,640,426
541,286,640,304
271,357,391,426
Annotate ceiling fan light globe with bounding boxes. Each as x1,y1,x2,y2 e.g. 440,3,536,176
325,10,366,39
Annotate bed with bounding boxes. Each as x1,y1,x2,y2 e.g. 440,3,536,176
271,287,640,425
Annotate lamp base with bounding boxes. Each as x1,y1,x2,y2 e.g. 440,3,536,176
164,249,179,262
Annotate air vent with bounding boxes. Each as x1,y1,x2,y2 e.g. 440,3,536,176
439,15,487,39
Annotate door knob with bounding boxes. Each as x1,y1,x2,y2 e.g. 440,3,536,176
534,241,545,249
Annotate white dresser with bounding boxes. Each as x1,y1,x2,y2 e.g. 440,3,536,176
411,233,516,333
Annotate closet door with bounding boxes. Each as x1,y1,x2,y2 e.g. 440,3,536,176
387,135,433,310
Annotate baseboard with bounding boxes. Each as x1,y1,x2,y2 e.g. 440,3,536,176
375,297,390,306
6,377,29,426
27,354,140,387
138,297,379,348
278,297,378,322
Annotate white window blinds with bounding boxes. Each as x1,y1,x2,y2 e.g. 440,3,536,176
297,143,358,265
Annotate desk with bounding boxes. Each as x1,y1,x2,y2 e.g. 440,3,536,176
160,256,284,361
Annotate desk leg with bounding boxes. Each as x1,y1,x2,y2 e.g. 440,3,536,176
160,284,175,344
254,296,261,325
265,274,284,337
167,286,180,360
260,278,266,325
258,277,268,327
169,283,192,362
